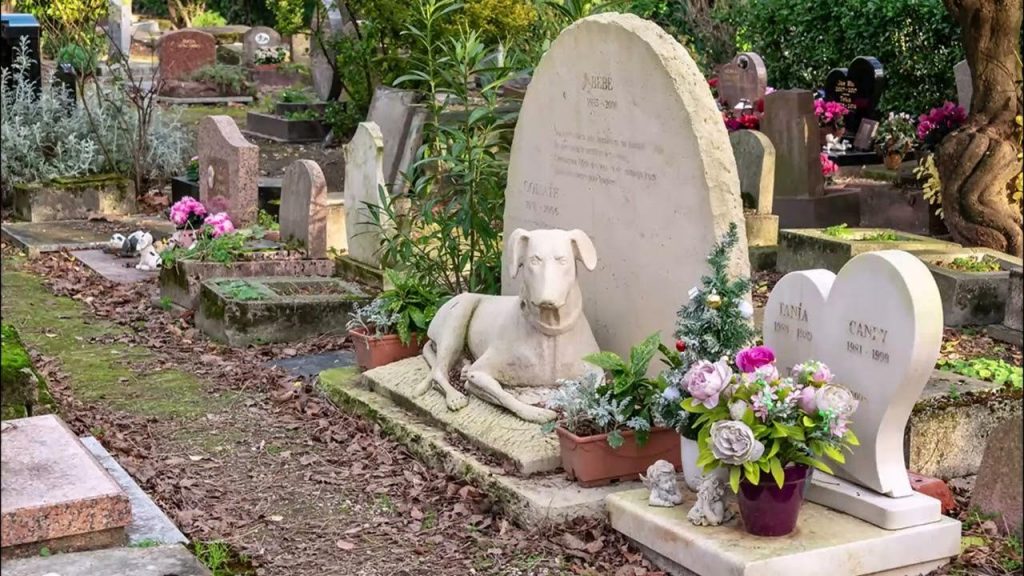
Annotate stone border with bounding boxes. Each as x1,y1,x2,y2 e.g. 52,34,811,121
778,227,961,273
914,248,1022,327
155,95,254,105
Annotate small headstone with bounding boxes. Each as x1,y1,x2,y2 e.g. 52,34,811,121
761,89,823,198
343,122,386,267
366,86,427,196
242,26,282,66
718,51,767,108
107,0,132,59
954,60,972,112
198,116,260,227
729,130,775,214
971,415,1022,535
824,56,886,136
502,13,749,359
279,159,328,258
290,32,310,65
157,29,216,81
852,118,879,151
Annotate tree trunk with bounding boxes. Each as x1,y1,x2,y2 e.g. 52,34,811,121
936,0,1023,257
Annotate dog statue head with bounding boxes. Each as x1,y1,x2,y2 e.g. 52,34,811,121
136,232,154,251
509,228,596,331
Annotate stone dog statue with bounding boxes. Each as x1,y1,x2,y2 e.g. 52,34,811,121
640,460,683,507
414,228,600,423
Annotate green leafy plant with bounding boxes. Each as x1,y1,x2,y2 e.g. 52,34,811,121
256,209,279,230
56,42,98,76
935,357,1023,389
191,10,228,27
285,109,321,121
347,270,446,345
823,223,851,237
276,87,313,104
914,153,944,217
267,0,312,35
217,279,268,301
859,230,901,242
161,229,255,266
189,64,254,96
874,112,916,156
192,540,250,576
940,255,1003,273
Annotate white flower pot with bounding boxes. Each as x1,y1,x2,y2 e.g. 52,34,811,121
681,435,703,491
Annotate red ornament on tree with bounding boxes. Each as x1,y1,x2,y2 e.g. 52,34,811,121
675,339,687,352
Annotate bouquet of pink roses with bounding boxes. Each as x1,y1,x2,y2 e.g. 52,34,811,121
814,98,850,130
680,345,860,492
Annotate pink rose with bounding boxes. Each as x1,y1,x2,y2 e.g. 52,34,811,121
684,359,733,409
735,346,775,373
797,386,817,413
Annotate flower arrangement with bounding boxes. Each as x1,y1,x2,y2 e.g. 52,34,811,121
875,112,916,156
204,212,235,237
681,347,860,492
659,222,756,439
820,153,839,182
253,46,288,65
724,113,760,132
916,101,967,149
169,196,207,229
185,156,199,181
814,98,850,130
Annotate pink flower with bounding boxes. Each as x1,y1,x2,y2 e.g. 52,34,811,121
735,346,775,373
684,359,733,409
820,153,839,178
169,196,207,227
204,212,235,237
797,386,817,413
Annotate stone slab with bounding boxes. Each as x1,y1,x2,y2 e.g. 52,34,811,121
987,323,1023,348
319,368,642,527
0,544,210,576
72,250,158,284
777,228,961,274
80,437,188,546
970,414,1022,535
804,473,942,530
155,95,254,105
1,415,131,549
267,350,355,378
361,357,560,475
607,489,960,576
1,218,175,259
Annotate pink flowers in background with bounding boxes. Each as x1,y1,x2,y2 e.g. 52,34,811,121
683,359,734,409
916,101,967,147
820,153,839,180
813,98,850,129
204,212,235,237
724,113,760,132
169,196,207,229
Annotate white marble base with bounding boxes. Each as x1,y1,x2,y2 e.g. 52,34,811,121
806,472,942,530
607,489,960,576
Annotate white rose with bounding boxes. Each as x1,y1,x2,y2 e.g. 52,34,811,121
814,385,858,417
729,400,748,421
738,299,754,319
709,420,765,465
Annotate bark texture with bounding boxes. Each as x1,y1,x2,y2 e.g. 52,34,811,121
937,0,1023,257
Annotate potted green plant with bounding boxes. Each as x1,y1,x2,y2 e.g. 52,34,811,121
543,333,682,487
682,350,860,536
346,271,444,371
875,112,916,170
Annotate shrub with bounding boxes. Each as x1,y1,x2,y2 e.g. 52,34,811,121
16,0,106,57
189,64,254,96
267,0,314,35
191,10,228,27
721,0,963,114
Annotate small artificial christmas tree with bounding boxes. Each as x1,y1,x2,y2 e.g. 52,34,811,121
658,222,756,438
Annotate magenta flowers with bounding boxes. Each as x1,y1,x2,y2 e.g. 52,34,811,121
813,98,850,129
916,101,966,147
204,212,235,237
169,196,207,228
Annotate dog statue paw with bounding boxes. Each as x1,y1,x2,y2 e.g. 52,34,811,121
135,232,161,271
640,460,683,507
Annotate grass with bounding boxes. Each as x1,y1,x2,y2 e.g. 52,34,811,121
373,494,396,515
191,540,254,576
131,538,161,548
176,105,248,130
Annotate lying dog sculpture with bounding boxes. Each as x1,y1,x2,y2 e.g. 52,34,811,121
414,228,600,423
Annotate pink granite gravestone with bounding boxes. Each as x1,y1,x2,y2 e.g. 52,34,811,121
157,29,216,81
718,51,767,108
971,415,1022,535
279,159,328,258
198,116,260,227
761,89,824,199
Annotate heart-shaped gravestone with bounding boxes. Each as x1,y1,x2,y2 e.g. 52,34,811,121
824,56,886,135
718,52,767,109
763,250,942,498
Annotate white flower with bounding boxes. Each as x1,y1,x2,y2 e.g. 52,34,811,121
729,400,748,421
814,385,858,417
709,420,765,465
738,299,754,319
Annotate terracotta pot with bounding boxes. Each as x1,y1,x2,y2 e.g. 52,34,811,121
883,152,904,170
736,464,809,536
555,426,681,487
349,328,424,371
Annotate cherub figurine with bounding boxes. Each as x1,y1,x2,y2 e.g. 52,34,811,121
824,133,851,153
640,460,683,507
687,474,734,526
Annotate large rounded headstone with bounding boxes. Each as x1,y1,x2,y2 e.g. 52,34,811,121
502,13,750,359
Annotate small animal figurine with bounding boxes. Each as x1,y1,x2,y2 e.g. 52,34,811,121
108,233,126,251
687,474,734,526
640,460,684,508
119,230,146,257
135,232,161,271
824,133,851,153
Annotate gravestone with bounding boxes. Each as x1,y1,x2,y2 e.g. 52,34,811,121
824,56,886,136
502,13,750,360
309,0,347,100
729,130,775,214
970,415,1022,535
157,30,216,81
107,0,132,59
343,122,386,267
366,86,428,197
761,89,823,198
954,60,972,111
764,250,946,529
718,51,767,108
279,159,328,258
198,116,260,227
242,26,282,66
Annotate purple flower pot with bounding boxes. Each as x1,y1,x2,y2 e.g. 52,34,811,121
736,464,809,536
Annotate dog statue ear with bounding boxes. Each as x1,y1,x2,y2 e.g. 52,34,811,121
568,229,597,271
508,228,530,278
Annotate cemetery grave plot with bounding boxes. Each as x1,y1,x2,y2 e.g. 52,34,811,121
195,276,368,346
11,174,136,223
244,111,327,144
916,249,1023,327
778,226,961,273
